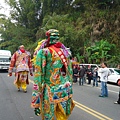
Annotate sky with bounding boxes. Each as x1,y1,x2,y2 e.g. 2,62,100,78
0,0,76,16
0,0,75,41
0,0,10,40
0,0,10,16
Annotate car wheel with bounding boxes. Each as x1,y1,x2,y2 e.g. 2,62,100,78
117,79,120,86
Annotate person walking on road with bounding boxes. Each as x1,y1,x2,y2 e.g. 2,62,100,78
114,78,120,104
31,29,75,120
79,65,86,85
98,62,110,97
8,45,33,93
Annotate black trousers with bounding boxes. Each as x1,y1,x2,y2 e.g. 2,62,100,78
73,76,78,83
117,90,120,104
87,76,92,84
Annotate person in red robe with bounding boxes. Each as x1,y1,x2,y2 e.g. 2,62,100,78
8,45,33,93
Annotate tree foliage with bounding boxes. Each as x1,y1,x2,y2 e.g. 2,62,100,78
0,0,120,66
86,40,115,64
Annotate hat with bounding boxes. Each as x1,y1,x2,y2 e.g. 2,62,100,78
19,45,24,48
46,29,59,45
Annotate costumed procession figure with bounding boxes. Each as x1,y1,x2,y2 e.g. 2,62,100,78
8,45,33,93
31,29,75,120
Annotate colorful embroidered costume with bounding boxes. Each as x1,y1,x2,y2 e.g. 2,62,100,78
8,45,33,92
31,29,75,120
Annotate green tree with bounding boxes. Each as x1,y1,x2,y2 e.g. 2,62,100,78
42,0,73,16
0,0,120,66
0,0,43,52
2,0,43,42
86,40,115,63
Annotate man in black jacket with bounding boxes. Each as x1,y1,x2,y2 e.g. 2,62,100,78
87,65,93,84
79,65,86,85
73,65,78,83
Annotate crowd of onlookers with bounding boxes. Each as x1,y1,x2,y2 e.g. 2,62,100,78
72,63,120,105
72,64,98,87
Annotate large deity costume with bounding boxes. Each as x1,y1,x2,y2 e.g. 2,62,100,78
31,29,75,120
8,45,33,92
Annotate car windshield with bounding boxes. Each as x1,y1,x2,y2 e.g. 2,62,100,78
109,69,114,73
114,69,120,75
0,58,10,62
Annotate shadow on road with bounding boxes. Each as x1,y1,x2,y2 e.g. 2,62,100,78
0,70,8,73
107,82,117,86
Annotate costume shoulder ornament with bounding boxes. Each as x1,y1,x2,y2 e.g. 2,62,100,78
32,39,47,64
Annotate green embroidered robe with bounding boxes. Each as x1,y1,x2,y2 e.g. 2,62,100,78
31,46,75,120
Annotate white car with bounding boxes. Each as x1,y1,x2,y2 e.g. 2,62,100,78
79,64,100,70
98,68,120,84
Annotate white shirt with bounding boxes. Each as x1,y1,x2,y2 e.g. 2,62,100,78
99,67,109,82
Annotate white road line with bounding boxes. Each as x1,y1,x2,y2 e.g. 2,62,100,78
85,84,119,94
29,79,119,94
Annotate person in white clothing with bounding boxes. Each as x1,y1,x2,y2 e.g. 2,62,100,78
99,62,110,97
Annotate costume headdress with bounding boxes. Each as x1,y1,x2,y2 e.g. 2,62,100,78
45,29,59,45
32,29,70,64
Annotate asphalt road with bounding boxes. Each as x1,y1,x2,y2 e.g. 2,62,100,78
0,71,120,120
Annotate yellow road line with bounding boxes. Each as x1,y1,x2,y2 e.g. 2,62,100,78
75,104,105,120
74,101,113,120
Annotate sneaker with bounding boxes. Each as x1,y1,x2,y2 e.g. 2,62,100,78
23,90,27,93
99,95,104,97
104,95,108,97
18,88,20,92
114,101,120,104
